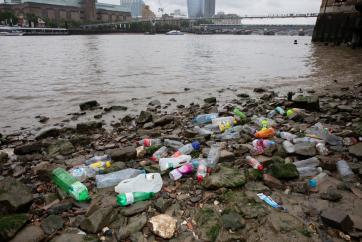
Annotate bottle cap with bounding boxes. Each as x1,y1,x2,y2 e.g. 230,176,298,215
192,141,201,151
197,175,204,183
105,161,112,168
309,179,317,188
170,169,182,181
257,164,264,171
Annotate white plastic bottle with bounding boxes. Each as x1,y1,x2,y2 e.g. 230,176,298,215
293,157,320,168
159,155,192,171
207,144,221,169
297,166,319,177
96,168,144,188
279,132,297,141
337,160,355,179
114,173,163,194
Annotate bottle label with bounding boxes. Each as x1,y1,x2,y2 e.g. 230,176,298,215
70,181,86,200
144,139,151,147
125,193,134,204
146,174,155,181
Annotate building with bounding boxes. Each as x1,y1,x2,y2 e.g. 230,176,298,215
141,4,155,20
0,0,131,23
313,0,362,47
202,0,215,17
212,12,240,25
120,0,144,18
187,0,203,18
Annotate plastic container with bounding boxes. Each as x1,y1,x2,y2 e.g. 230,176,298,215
282,141,295,154
85,155,110,165
309,172,328,189
169,163,194,181
137,139,162,147
212,117,237,132
293,137,324,144
306,123,342,146
52,168,90,202
164,139,184,150
255,128,275,139
278,132,297,141
206,144,221,169
196,159,208,183
297,166,319,177
337,160,355,179
293,157,320,168
233,108,246,121
275,107,285,115
172,141,200,157
343,137,358,146
89,161,111,170
69,166,97,182
251,139,276,155
194,126,214,136
159,155,192,171
253,117,276,129
115,173,163,194
246,156,264,171
151,146,168,162
117,192,155,207
193,113,219,125
316,143,329,156
95,168,144,188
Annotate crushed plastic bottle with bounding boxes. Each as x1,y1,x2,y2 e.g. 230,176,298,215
251,139,276,155
52,168,90,202
115,173,163,194
194,126,214,136
206,144,221,170
169,163,194,181
69,166,97,182
297,166,319,177
117,192,155,207
172,141,200,157
293,137,324,144
151,146,168,162
214,126,243,140
164,139,184,150
293,157,320,168
337,160,355,180
282,140,295,154
255,128,275,139
278,131,297,141
96,168,144,188
137,138,162,147
316,143,329,156
268,107,285,118
85,155,111,165
246,156,264,171
212,117,237,132
306,123,342,146
193,113,219,125
196,159,208,183
309,172,328,189
159,155,192,171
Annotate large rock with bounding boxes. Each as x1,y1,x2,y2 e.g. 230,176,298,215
349,143,362,157
0,151,8,163
292,95,320,111
149,214,177,239
79,100,99,111
221,212,245,230
32,162,59,182
120,201,151,217
0,178,33,215
271,158,299,180
137,111,153,124
294,142,317,156
321,208,353,233
51,233,85,242
195,207,221,242
108,146,137,161
0,213,28,241
268,212,304,233
117,214,147,240
9,225,45,242
203,165,246,189
35,127,61,140
76,121,102,134
14,142,42,155
47,140,75,156
80,206,114,233
41,215,64,234
204,97,217,104
154,115,174,126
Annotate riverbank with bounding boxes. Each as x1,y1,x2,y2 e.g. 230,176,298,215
0,79,362,241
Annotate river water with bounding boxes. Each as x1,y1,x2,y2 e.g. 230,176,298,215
0,34,361,134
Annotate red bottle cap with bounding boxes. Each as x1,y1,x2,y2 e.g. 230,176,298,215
197,176,204,183
257,164,264,171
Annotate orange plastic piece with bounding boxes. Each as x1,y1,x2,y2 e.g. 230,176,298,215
255,128,276,139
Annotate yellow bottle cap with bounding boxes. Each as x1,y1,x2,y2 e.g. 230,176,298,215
106,161,112,168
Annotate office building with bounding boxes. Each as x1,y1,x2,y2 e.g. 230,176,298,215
203,0,215,17
187,0,215,18
120,0,144,18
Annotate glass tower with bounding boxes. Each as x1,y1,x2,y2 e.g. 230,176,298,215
187,0,203,18
203,0,215,17
120,0,145,17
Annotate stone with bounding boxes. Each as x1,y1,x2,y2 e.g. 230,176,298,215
48,200,73,215
195,207,221,242
47,140,75,156
120,201,151,216
117,214,147,240
153,197,172,213
292,95,320,111
80,206,114,233
9,225,45,242
41,215,64,234
148,100,161,107
0,177,33,215
38,116,49,123
79,100,99,111
263,174,284,190
268,212,304,233
291,182,310,194
0,213,28,241
108,146,136,161
321,208,353,232
204,97,217,104
0,151,8,163
104,105,127,112
14,142,42,155
149,214,177,239
32,161,59,181
271,159,299,180
219,150,235,163
320,186,343,201
221,212,245,230
253,88,266,93
203,165,246,189
338,105,353,112
237,93,250,98
137,111,153,124
35,127,60,140
50,233,85,242
76,121,102,133
154,115,174,126
349,143,362,157
354,122,362,137
294,142,317,156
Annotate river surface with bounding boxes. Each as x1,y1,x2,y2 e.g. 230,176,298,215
0,34,362,134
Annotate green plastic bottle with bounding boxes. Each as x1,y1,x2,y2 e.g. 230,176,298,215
233,108,246,121
117,192,155,207
52,168,90,202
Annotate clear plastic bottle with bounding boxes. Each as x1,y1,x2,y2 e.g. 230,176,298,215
306,123,342,146
206,144,221,170
251,139,276,155
117,192,155,207
212,117,237,132
282,141,295,154
337,160,355,179
316,143,329,156
193,113,219,125
293,137,324,144
309,172,328,189
164,139,184,150
85,155,110,165
343,137,358,146
246,156,264,171
159,155,192,171
169,163,194,181
69,166,97,182
137,138,162,147
293,157,320,168
194,126,214,136
95,168,144,188
114,173,163,194
196,159,208,183
253,117,276,129
173,141,200,157
242,125,257,135
297,166,319,177
204,124,223,133
267,110,277,119
151,146,168,162
278,132,297,141
215,130,241,140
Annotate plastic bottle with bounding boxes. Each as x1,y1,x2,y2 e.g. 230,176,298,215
193,113,219,125
164,139,184,150
52,168,90,202
117,192,155,207
253,117,275,129
287,108,303,119
115,173,163,194
337,160,355,179
215,130,241,140
343,137,358,146
151,146,168,162
212,117,237,132
95,168,144,188
89,161,111,170
233,108,246,121
293,137,324,144
297,166,319,177
306,123,342,146
196,159,208,183
282,140,295,154
137,138,162,147
169,163,194,181
85,155,110,165
246,156,264,171
293,157,320,168
267,110,277,119
278,132,297,141
206,144,221,170
194,126,214,136
159,155,192,171
242,125,257,135
69,166,97,182
251,139,276,155
204,124,223,133
309,172,328,189
275,107,285,115
172,141,200,157
255,128,275,139
316,143,329,156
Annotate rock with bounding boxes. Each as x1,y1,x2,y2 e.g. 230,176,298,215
0,178,33,215
271,158,299,180
292,95,320,111
0,213,28,241
80,206,114,233
291,182,310,194
69,134,92,147
47,140,75,156
294,142,317,156
237,93,250,98
320,186,343,201
48,200,73,215
143,122,154,129
41,215,64,234
104,105,127,112
203,165,246,189
35,127,60,140
137,111,153,124
321,208,354,233
76,121,102,133
0,151,8,163
148,100,161,107
50,233,85,242
263,174,284,190
204,97,217,104
9,225,45,242
153,197,172,213
14,142,42,155
349,143,362,157
38,116,49,123
338,105,353,112
221,212,245,230
354,122,362,137
154,115,174,126
219,150,235,163
268,213,304,233
195,207,221,242
245,181,270,192
32,161,59,181
253,88,266,93
149,214,177,239
108,146,136,161
117,214,147,240
120,201,151,216
79,100,99,111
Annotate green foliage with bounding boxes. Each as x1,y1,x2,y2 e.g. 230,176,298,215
0,11,17,25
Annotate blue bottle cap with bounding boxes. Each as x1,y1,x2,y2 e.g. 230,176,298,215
192,141,201,151
309,179,317,188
